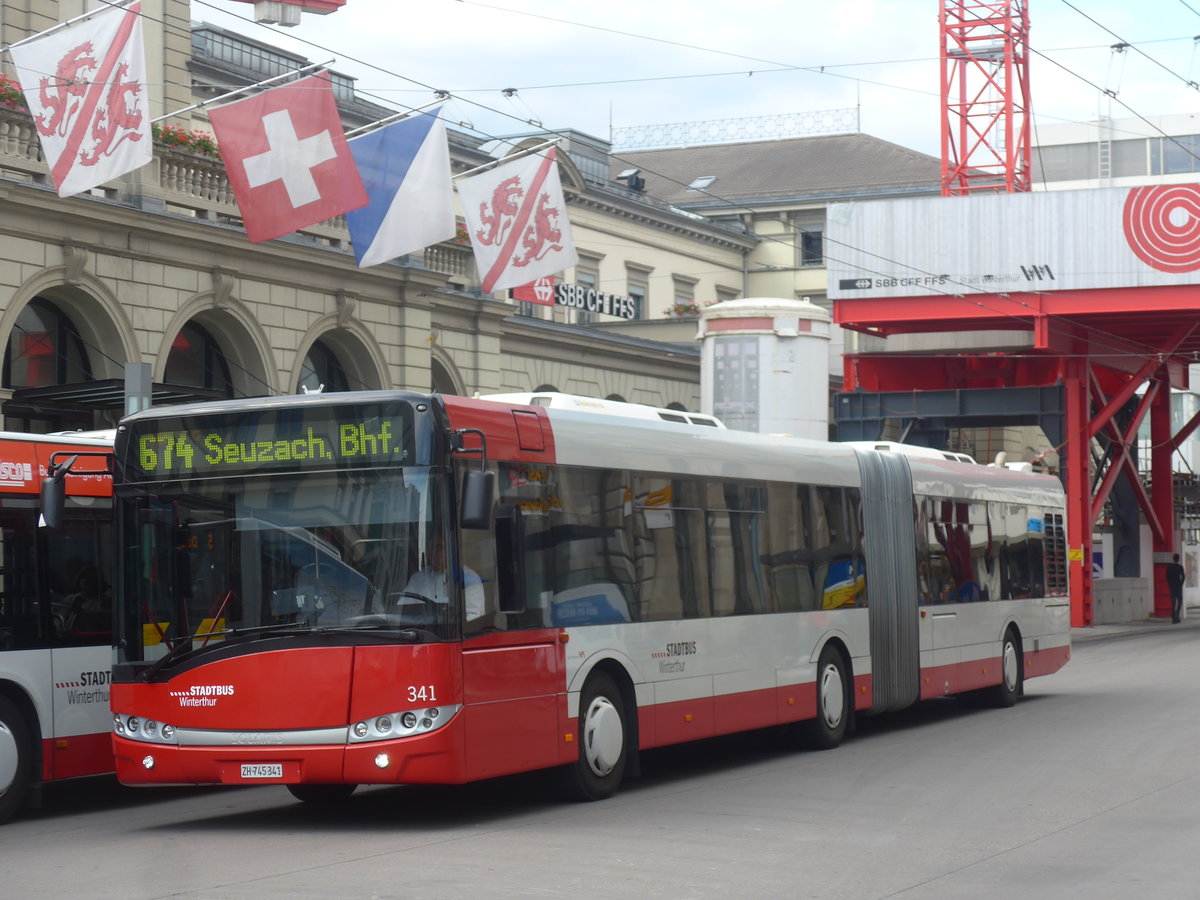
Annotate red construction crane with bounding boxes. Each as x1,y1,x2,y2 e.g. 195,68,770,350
940,0,1032,194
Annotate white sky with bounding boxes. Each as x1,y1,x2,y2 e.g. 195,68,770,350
191,0,1200,156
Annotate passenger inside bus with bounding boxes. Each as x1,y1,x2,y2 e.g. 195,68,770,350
64,564,110,635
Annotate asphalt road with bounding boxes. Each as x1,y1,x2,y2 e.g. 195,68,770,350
4,626,1199,900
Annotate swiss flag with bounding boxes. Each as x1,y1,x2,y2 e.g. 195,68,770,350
208,72,367,243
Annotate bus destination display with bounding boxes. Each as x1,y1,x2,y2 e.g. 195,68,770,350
124,404,414,481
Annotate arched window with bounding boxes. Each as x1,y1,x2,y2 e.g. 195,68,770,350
534,384,558,392
165,322,234,398
3,298,91,389
431,358,459,395
298,339,349,393
606,394,626,403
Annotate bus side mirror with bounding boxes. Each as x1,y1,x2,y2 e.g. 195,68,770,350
495,505,526,614
460,469,495,530
39,455,77,530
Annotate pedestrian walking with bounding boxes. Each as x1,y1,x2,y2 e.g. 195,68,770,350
1166,553,1186,624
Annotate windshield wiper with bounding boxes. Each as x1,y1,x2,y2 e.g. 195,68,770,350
138,622,310,680
138,632,211,681
138,620,427,681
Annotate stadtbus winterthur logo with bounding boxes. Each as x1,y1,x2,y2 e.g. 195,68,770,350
1122,184,1200,273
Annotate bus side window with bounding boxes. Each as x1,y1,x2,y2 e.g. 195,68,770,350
707,481,767,616
633,476,709,621
44,516,114,644
546,467,635,627
0,513,39,648
762,483,815,612
491,461,555,631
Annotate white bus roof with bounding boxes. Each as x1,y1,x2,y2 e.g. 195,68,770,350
841,440,978,465
478,392,725,428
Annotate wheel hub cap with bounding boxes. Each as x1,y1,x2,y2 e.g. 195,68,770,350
582,696,623,777
0,721,17,796
1003,642,1018,691
819,664,845,729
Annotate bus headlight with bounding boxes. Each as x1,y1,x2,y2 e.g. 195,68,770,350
348,704,460,743
114,713,178,745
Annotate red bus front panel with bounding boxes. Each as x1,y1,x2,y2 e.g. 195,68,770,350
112,643,478,787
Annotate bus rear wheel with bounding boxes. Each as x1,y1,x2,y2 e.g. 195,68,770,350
799,646,850,750
986,629,1023,708
286,783,357,804
0,696,33,825
559,671,628,801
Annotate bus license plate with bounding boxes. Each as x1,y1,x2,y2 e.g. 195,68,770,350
240,763,283,779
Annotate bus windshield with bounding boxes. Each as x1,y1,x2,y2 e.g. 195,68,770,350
117,466,456,666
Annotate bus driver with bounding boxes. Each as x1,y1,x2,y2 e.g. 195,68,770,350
403,534,486,620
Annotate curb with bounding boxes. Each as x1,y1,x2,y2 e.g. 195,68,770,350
1071,614,1200,643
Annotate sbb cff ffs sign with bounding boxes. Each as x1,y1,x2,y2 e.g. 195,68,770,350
511,279,639,320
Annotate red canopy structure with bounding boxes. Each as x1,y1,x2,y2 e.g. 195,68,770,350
832,173,1200,632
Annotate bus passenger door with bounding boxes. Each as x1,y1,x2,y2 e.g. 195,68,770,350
45,513,116,780
459,492,564,781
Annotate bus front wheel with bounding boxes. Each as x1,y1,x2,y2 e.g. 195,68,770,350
559,671,628,801
286,783,357,805
800,646,850,750
0,696,33,825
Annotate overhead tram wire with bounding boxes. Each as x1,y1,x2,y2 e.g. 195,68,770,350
1060,0,1200,90
184,1,1194,151
112,1,1200,363
111,2,1200,364
182,3,1183,363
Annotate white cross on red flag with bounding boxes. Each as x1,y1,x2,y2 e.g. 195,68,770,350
8,1,152,198
208,72,368,243
457,148,578,294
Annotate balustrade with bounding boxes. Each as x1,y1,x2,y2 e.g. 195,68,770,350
0,106,479,285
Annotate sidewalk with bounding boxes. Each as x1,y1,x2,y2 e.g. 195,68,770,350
1071,610,1200,643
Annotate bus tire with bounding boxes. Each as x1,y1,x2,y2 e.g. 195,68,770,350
559,671,628,802
286,783,357,804
987,629,1023,708
800,645,850,750
0,696,34,825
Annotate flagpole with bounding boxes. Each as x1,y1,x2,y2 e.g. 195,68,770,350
345,100,444,140
2,0,133,54
151,59,336,124
453,138,560,181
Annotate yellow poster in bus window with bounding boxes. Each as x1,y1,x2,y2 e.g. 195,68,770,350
822,560,866,609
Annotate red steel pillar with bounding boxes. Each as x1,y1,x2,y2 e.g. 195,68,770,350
1064,359,1093,627
1150,375,1176,618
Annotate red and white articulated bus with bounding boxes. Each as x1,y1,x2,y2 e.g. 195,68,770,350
0,431,114,824
107,391,1069,804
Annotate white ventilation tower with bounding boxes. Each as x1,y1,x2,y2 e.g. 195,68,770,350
698,297,831,439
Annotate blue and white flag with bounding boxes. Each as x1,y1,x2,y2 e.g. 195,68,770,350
346,108,455,267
